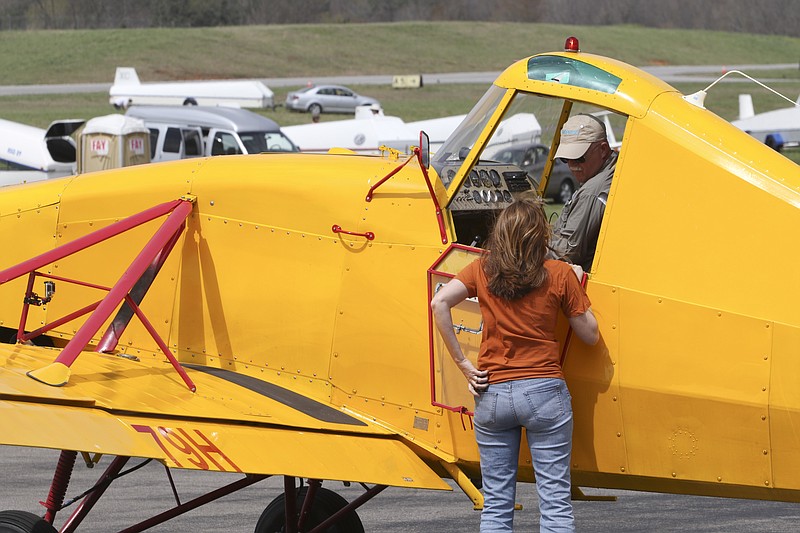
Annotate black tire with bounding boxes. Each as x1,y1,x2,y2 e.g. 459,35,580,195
0,511,57,533
183,97,198,106
308,103,322,115
254,486,364,533
558,179,575,204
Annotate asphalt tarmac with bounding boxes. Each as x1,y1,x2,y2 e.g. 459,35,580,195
1,445,798,532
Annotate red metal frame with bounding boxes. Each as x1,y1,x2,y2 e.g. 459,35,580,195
46,452,268,533
41,450,77,524
364,148,449,245
49,464,377,533
97,224,185,353
116,474,267,533
0,198,196,392
297,479,321,532
426,243,484,418
283,476,298,533
0,200,185,285
307,483,386,533
364,152,417,202
59,456,130,533
415,147,449,245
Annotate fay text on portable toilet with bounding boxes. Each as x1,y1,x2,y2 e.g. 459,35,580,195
77,114,151,173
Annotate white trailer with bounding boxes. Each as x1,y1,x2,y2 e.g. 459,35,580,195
109,67,275,110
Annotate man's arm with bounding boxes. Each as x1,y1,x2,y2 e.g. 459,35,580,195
549,193,606,268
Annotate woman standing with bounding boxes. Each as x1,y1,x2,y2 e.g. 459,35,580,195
431,198,598,532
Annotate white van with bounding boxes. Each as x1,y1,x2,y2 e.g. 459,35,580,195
125,106,298,163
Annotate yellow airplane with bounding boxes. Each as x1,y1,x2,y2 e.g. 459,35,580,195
0,36,798,532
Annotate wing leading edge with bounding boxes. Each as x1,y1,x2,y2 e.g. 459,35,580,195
0,344,450,491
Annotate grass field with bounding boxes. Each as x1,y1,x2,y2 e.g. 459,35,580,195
0,22,798,136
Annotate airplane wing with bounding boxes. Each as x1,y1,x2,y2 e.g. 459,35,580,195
0,342,449,491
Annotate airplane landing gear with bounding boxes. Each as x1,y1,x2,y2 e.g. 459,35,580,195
255,477,382,533
0,510,57,533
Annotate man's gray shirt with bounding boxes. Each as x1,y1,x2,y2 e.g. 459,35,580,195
548,151,618,271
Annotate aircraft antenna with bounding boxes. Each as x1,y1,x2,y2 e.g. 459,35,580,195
684,70,799,109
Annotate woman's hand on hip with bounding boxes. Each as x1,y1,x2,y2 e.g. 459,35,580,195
457,360,488,396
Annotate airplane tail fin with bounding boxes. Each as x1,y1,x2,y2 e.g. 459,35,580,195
601,114,619,149
738,94,755,120
114,67,140,86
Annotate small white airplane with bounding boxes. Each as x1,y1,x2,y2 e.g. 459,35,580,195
0,118,83,186
283,105,539,155
108,67,276,110
282,105,427,154
732,93,800,149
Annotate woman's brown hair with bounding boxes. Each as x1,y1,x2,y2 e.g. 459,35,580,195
482,197,550,300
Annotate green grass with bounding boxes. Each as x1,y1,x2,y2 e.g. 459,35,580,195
2,23,799,84
0,22,798,130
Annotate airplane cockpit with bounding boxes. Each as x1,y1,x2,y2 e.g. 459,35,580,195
431,67,626,248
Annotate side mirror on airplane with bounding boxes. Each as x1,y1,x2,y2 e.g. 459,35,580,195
418,130,430,169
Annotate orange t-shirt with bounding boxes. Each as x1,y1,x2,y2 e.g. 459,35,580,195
455,259,591,383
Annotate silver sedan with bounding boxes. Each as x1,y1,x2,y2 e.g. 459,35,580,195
284,85,380,114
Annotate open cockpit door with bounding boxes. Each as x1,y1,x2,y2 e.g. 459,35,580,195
426,243,600,490
427,244,483,419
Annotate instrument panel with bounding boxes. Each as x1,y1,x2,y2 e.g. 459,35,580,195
448,163,534,211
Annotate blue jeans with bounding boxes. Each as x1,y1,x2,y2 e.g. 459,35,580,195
474,378,574,533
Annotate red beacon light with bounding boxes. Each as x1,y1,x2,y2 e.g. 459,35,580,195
564,36,580,52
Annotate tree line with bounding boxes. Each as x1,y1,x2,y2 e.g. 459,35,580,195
1,0,797,37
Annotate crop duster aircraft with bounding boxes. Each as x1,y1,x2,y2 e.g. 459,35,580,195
0,37,799,532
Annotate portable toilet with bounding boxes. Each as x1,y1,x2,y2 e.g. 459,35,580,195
77,114,151,173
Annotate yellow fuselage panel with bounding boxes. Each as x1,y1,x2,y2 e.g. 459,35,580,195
560,78,800,493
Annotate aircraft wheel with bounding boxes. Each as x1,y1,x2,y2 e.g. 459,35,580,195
254,486,364,533
0,510,57,533
558,179,575,204
308,103,322,115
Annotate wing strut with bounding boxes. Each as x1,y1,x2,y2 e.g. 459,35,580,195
0,197,196,391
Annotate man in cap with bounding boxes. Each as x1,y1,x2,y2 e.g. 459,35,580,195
548,114,618,272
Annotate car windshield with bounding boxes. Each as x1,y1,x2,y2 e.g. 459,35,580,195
239,131,298,153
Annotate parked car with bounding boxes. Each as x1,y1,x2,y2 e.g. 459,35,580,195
489,143,577,204
285,85,380,114
126,106,297,163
